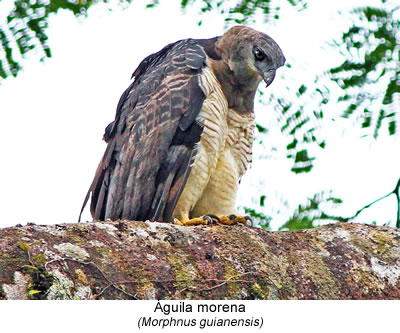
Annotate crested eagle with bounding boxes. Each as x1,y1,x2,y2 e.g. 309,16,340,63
80,26,285,226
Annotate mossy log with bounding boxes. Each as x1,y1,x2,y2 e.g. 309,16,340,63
1,221,400,300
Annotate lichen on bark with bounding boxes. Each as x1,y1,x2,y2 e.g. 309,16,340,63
1,221,400,299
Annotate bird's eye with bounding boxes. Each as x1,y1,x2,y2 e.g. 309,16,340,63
254,48,266,61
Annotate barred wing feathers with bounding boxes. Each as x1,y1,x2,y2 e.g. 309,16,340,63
81,39,208,222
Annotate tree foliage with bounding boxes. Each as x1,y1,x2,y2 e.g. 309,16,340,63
0,0,306,80
260,84,327,174
329,3,400,138
0,0,116,79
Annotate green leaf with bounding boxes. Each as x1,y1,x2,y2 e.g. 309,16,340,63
17,242,31,252
279,216,315,230
327,197,343,204
297,84,307,96
383,78,400,105
373,109,385,138
361,6,388,21
29,289,40,295
388,119,396,135
362,109,372,128
286,138,298,150
294,149,313,163
291,164,313,174
368,43,391,62
342,104,358,118
33,253,48,265
260,195,266,207
256,123,268,133
23,265,38,271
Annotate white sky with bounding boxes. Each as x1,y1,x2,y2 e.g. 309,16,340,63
0,0,398,229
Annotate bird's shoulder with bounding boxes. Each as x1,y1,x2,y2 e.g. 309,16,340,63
103,37,220,143
131,37,219,82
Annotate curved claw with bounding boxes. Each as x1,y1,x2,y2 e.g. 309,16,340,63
229,215,251,225
228,214,237,225
207,214,221,224
245,215,253,226
202,215,213,225
175,214,251,227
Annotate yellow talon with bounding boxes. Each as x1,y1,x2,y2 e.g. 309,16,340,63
219,215,248,225
235,216,249,225
174,214,250,226
174,216,211,226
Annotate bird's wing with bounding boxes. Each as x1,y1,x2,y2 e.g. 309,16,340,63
80,39,208,222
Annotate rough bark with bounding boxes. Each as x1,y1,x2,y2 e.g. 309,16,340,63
0,220,399,300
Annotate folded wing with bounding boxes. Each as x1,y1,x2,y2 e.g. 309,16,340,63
80,39,208,222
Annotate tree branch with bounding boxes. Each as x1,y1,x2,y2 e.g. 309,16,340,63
320,178,400,227
1,220,400,299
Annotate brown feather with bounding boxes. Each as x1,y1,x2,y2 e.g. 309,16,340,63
80,39,208,222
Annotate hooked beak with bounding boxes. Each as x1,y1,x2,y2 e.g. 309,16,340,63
263,70,276,87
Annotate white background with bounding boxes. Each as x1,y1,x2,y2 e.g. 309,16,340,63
1,300,399,332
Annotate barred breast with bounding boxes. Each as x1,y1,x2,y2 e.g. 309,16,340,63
172,63,255,221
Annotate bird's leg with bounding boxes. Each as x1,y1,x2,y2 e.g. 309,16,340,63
174,214,218,226
174,214,251,226
218,214,252,225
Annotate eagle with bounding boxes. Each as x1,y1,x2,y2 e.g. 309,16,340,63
80,26,285,226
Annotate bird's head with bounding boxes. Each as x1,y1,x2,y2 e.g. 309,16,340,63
216,26,285,89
